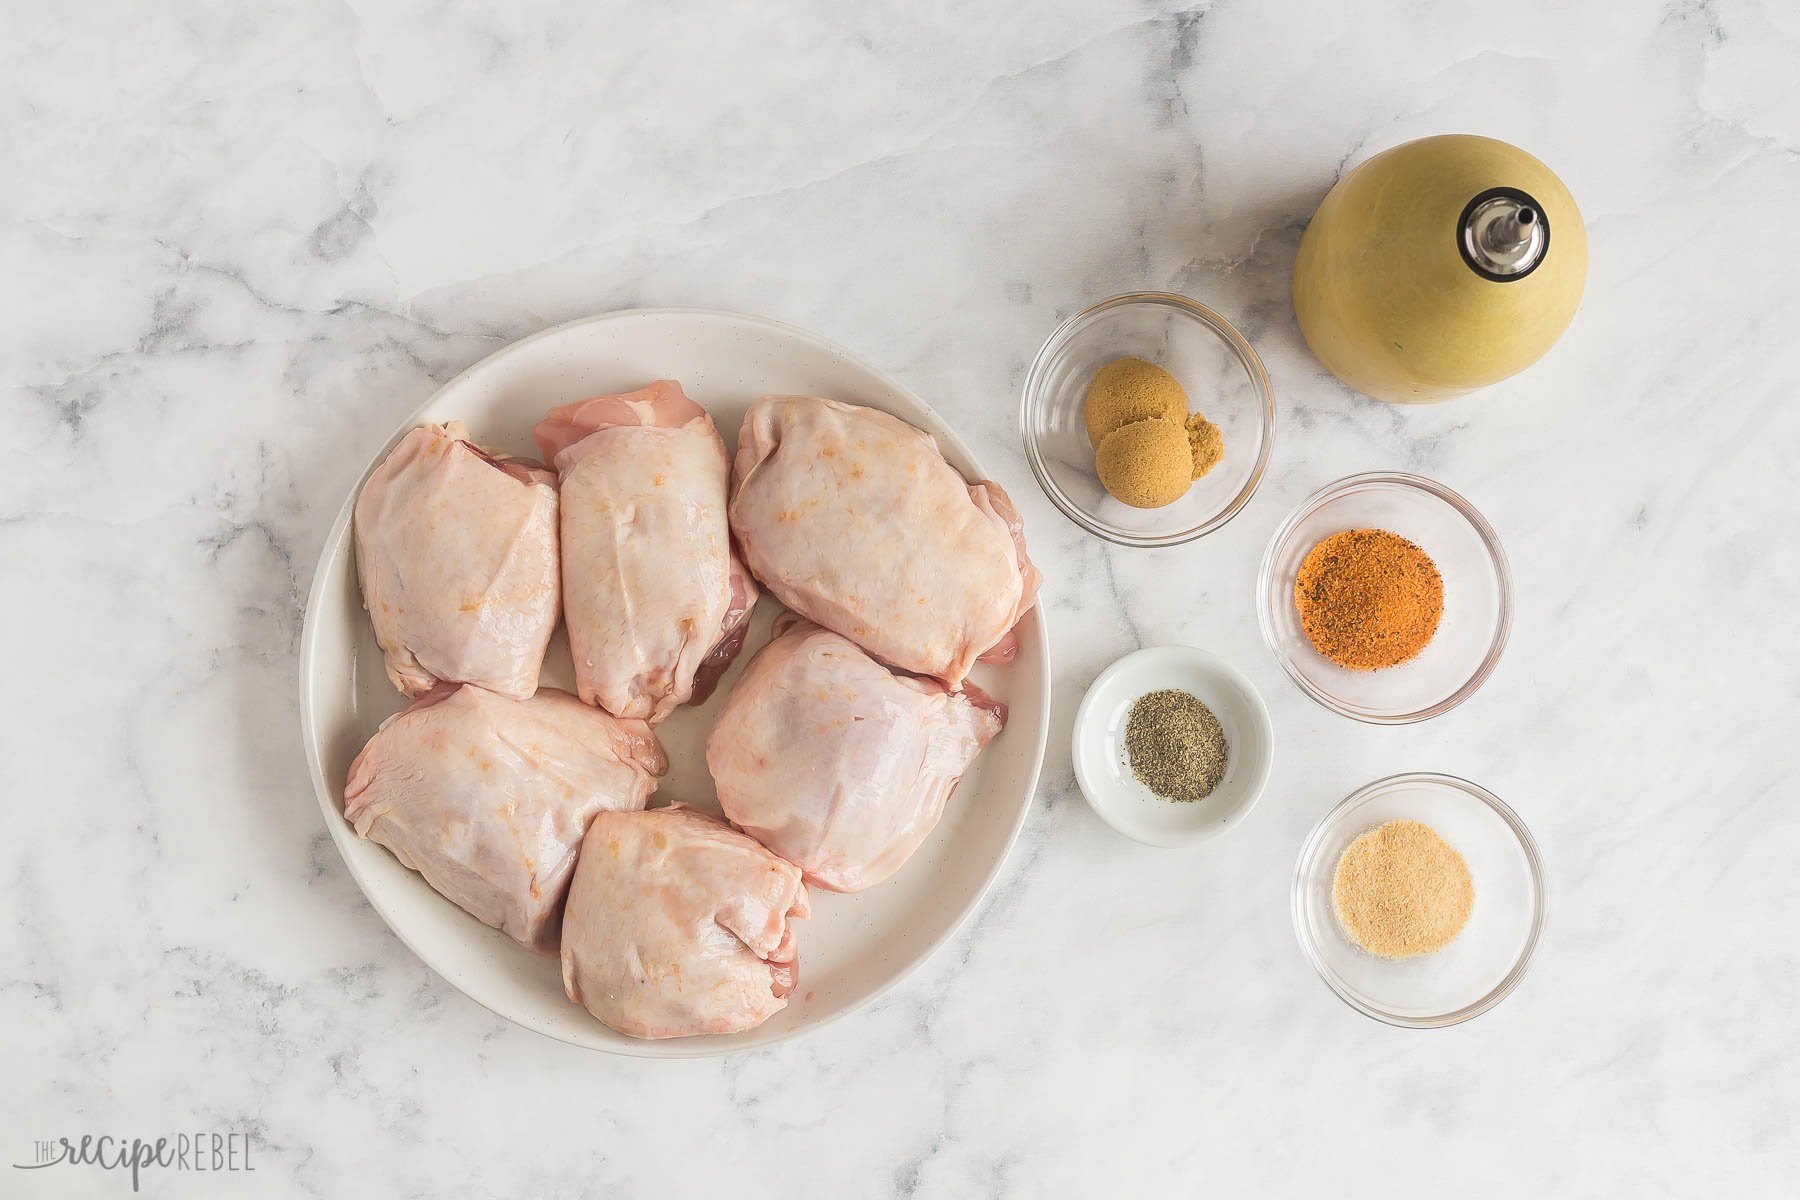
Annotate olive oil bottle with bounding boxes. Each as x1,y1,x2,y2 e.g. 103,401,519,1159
1292,134,1587,404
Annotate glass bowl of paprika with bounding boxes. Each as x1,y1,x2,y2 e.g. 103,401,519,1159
1256,472,1513,724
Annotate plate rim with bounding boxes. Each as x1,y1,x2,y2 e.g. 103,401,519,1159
297,306,1052,1057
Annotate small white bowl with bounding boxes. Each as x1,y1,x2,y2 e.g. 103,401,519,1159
1072,646,1274,846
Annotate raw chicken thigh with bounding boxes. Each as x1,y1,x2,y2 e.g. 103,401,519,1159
561,805,809,1039
344,684,664,954
354,422,560,701
535,382,757,723
708,617,1005,892
730,396,1039,686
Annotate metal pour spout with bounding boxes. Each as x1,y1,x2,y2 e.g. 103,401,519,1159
1461,190,1549,280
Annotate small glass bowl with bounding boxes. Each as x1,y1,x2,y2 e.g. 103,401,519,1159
1293,773,1545,1028
1257,472,1512,723
1021,293,1274,547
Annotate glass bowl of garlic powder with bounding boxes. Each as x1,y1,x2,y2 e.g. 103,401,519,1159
1021,293,1275,547
1293,772,1545,1028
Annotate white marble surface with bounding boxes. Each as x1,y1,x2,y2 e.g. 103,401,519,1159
6,0,1797,1195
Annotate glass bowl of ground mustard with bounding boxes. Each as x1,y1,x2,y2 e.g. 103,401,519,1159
1021,293,1275,547
1257,472,1513,723
1293,772,1545,1028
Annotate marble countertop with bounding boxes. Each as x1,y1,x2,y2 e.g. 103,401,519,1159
7,1,1797,1195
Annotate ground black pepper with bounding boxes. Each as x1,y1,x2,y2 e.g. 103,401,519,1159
1123,689,1229,803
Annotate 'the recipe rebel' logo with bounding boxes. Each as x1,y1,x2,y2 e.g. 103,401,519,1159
13,1132,254,1192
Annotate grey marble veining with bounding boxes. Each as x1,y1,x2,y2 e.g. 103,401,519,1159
5,0,1797,1195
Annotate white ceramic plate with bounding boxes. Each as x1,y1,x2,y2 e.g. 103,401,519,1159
299,309,1051,1057
1072,646,1273,847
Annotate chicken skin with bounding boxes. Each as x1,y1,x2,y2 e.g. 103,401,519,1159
561,805,809,1039
535,382,756,723
353,421,560,701
344,684,664,953
729,396,1037,686
708,617,1005,892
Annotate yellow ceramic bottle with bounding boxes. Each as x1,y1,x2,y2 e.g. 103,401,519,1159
1292,134,1586,404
